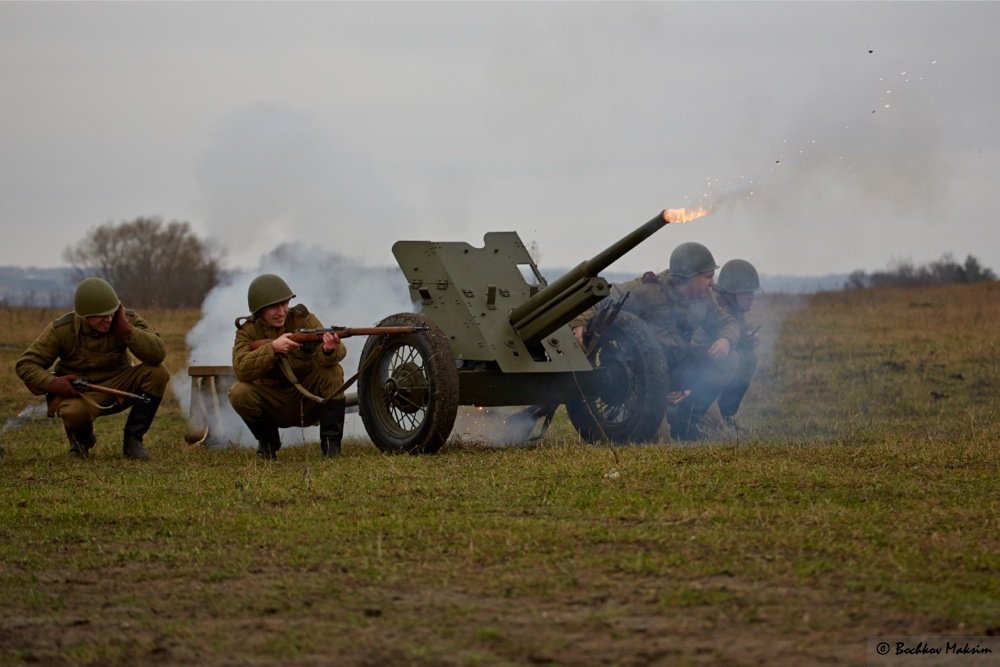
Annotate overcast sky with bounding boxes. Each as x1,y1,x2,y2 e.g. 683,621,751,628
2,1,998,278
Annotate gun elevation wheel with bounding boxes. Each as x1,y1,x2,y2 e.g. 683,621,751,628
357,313,459,454
566,311,668,444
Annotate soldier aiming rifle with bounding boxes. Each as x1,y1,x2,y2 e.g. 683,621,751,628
229,274,424,460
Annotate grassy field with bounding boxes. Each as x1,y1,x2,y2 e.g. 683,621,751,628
1,285,998,666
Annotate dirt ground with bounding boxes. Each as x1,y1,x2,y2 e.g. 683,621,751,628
2,559,975,667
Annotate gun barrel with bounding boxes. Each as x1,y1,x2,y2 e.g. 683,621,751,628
509,211,670,343
578,210,672,278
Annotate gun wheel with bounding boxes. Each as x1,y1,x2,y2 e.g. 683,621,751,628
358,313,458,454
566,311,669,444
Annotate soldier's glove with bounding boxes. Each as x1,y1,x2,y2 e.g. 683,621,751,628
48,375,80,398
112,304,133,338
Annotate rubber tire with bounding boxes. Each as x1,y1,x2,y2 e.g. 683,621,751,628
566,311,669,444
358,313,459,454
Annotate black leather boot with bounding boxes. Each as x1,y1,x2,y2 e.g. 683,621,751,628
666,401,704,442
319,399,346,457
247,421,281,460
66,423,97,458
122,394,161,460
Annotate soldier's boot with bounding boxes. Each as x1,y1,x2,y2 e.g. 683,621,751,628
666,408,693,441
718,386,748,425
671,385,720,441
122,394,161,460
319,399,346,457
256,437,281,461
66,423,97,459
666,402,706,442
247,422,281,460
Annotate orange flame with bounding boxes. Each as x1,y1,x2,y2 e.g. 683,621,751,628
663,207,710,224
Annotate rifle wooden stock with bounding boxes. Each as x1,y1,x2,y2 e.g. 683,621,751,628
247,325,429,351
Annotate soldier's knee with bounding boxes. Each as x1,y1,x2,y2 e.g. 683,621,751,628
142,365,170,395
310,366,345,397
57,399,93,431
228,382,259,417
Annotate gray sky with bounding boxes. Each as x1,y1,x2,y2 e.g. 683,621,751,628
2,1,998,277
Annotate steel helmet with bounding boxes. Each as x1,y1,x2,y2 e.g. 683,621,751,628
716,259,760,293
74,277,120,317
668,242,718,278
247,274,295,314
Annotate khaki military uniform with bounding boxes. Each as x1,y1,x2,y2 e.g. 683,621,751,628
228,304,347,431
15,310,169,433
710,291,759,420
571,270,740,439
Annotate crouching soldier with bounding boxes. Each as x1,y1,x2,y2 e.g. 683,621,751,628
228,274,347,460
15,277,169,459
711,259,762,430
571,242,740,441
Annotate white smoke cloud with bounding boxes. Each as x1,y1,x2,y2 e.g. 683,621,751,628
194,103,406,269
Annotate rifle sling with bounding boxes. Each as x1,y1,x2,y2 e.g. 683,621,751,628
277,357,329,404
278,340,387,404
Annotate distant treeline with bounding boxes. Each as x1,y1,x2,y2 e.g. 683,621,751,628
845,253,996,290
0,266,75,307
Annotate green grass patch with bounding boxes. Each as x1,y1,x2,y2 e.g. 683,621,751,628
2,288,999,665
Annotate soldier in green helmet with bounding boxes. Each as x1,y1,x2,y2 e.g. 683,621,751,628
229,273,348,460
709,259,762,430
15,277,169,459
571,241,740,441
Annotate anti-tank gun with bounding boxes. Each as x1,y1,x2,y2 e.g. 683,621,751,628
356,209,697,453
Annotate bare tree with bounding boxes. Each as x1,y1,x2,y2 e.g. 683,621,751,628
64,218,223,308
962,254,997,283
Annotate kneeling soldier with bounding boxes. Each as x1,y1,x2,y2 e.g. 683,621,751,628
711,259,762,430
15,277,169,459
571,242,740,441
229,274,347,460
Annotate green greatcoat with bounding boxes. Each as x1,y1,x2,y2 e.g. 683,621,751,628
228,304,347,429
570,270,741,440
571,269,740,373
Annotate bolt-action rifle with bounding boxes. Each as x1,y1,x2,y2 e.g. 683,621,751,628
70,379,151,404
45,379,151,418
247,325,428,351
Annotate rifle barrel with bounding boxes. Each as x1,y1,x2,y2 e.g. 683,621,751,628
71,380,151,403
248,325,428,351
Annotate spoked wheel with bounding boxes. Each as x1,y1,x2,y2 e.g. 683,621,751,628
566,311,669,444
358,313,459,454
